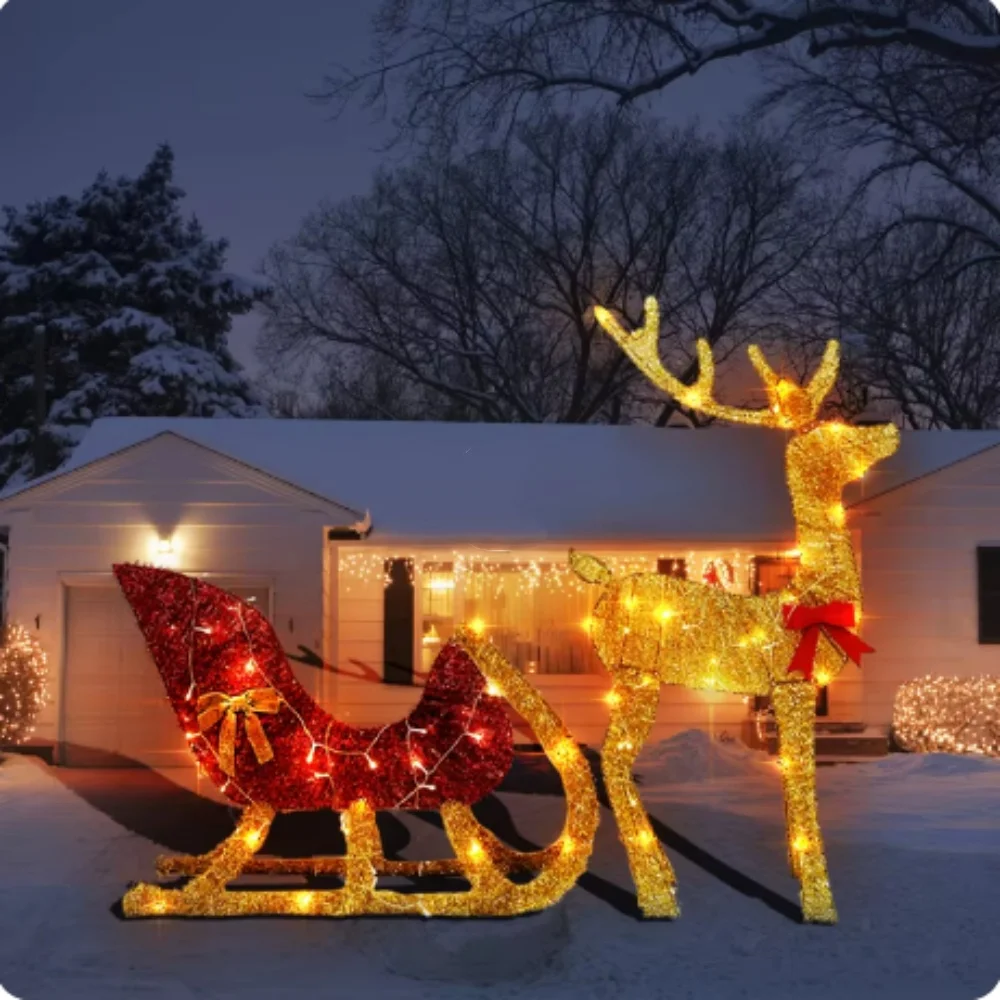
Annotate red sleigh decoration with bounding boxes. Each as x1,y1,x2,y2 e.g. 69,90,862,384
112,564,599,918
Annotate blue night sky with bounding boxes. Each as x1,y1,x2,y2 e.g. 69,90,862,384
0,0,762,376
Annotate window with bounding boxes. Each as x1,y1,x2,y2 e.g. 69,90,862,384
977,547,1000,643
420,563,455,672
340,548,744,684
657,558,687,579
752,556,799,597
461,562,599,675
421,566,455,618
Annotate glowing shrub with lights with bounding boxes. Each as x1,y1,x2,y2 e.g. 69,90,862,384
0,623,48,747
893,675,1000,757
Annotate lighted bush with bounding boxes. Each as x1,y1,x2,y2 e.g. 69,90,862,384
0,623,48,746
893,675,1000,757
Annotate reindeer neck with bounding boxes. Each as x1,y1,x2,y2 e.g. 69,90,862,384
787,474,861,607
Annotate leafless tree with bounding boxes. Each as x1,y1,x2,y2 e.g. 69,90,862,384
760,38,1000,276
790,213,1000,428
319,0,999,143
751,31,1000,428
257,111,831,424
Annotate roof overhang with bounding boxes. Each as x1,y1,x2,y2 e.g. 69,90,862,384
0,430,367,523
327,511,374,540
326,533,797,550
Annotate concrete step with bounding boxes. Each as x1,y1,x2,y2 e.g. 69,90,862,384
765,733,889,758
742,720,889,757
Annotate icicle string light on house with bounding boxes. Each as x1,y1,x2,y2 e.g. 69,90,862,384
112,565,598,918
0,623,49,746
572,296,902,923
893,675,1000,757
339,550,675,597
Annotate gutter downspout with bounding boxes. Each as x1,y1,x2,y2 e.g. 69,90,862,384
0,533,7,629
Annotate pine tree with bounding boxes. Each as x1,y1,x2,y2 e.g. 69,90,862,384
0,144,269,488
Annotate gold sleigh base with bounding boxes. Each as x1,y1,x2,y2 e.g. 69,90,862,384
124,800,578,918
122,630,602,919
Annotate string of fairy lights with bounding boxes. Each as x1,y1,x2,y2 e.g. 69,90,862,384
119,568,601,920
339,550,763,594
0,623,49,746
172,578,495,812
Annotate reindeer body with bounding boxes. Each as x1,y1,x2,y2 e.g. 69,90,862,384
579,423,897,696
588,575,799,694
577,296,900,924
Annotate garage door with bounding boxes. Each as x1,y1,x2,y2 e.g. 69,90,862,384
62,582,270,768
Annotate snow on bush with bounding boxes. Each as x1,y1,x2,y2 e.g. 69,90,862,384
0,144,270,489
637,729,773,783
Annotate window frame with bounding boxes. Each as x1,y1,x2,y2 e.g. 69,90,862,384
976,546,1000,644
751,555,799,598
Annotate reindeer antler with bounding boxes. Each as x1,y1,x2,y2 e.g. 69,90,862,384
594,297,840,430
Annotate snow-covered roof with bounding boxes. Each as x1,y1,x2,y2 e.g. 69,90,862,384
3,418,1000,544
846,429,1000,505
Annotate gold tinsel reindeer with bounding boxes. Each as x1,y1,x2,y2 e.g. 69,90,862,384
570,298,900,923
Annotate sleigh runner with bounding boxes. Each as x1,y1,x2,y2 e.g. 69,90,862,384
113,564,599,918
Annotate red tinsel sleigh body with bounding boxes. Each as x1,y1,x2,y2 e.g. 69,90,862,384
113,564,511,812
112,564,599,918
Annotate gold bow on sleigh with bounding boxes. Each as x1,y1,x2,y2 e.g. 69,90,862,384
197,688,281,776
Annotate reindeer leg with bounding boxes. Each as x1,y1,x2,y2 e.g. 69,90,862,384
602,675,679,918
771,682,837,924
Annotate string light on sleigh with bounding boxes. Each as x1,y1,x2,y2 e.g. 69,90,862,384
112,564,599,919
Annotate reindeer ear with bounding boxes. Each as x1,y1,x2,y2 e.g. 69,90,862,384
569,550,613,585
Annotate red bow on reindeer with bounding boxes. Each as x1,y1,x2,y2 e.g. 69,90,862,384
781,602,874,682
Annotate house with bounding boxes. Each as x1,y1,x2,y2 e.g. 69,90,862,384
1,417,999,779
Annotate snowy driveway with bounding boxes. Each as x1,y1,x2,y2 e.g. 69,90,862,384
1,735,998,1000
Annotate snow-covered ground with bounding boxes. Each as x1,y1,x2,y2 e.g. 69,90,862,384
1,734,998,1000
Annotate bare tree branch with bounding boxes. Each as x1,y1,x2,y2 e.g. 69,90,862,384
318,0,1000,143
257,111,827,423
790,211,1000,428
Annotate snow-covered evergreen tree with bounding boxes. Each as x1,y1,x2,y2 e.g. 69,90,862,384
0,144,269,488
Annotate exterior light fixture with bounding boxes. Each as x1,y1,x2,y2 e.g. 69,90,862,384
150,534,179,569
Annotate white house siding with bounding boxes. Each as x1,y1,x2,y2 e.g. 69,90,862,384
856,444,1000,730
0,434,355,765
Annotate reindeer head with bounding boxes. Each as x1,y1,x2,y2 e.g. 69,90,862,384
593,297,900,514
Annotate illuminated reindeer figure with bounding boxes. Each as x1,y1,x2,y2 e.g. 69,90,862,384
570,298,900,923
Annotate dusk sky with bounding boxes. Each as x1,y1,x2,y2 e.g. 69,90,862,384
0,0,763,377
